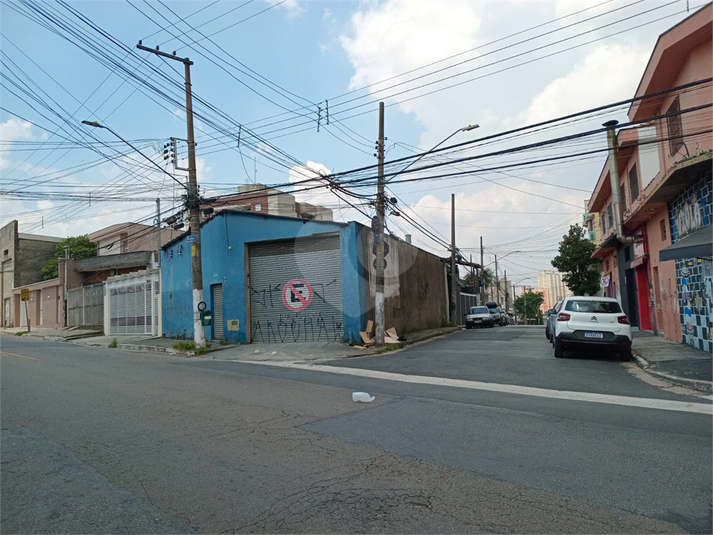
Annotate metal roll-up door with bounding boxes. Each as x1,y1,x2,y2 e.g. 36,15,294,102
249,234,343,343
212,284,224,340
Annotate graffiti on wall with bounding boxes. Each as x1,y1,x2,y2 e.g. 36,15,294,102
250,278,341,343
674,198,703,238
251,311,343,343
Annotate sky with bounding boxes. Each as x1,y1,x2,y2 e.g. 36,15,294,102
1,0,708,288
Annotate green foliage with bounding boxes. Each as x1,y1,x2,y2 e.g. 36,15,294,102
514,291,544,320
377,344,399,354
464,267,493,290
15,331,28,336
41,235,97,280
172,341,196,351
108,337,118,348
195,347,208,356
551,224,601,296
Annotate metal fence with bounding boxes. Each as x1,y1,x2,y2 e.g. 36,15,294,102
67,283,104,329
456,291,480,324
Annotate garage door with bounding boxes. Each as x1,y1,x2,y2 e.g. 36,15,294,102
248,234,343,343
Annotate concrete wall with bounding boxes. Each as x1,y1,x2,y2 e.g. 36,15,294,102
12,278,62,329
161,212,346,343
363,230,448,335
1,221,61,327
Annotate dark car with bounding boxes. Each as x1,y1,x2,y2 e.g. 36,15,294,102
545,300,564,340
489,307,505,326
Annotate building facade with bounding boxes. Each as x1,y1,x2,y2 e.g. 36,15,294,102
1,220,62,327
161,210,448,344
537,270,572,310
586,4,712,350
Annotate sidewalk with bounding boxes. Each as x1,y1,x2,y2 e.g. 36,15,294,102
1,326,460,362
631,330,712,392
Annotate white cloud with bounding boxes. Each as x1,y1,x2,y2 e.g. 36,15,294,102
264,0,303,20
518,44,650,125
0,117,34,140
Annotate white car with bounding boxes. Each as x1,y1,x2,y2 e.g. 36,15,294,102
551,296,632,361
465,306,494,328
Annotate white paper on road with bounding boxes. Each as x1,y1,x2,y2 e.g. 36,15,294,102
242,361,713,415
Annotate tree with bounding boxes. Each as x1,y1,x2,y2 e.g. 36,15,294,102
551,224,600,296
464,267,493,290
514,290,544,322
41,235,97,280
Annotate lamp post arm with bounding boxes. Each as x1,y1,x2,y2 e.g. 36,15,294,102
387,124,478,184
81,121,188,191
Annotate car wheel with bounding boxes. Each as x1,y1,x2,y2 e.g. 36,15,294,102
620,348,632,362
553,340,564,358
465,324,471,329
545,329,550,340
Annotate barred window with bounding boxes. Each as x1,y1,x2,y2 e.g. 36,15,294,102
629,164,639,201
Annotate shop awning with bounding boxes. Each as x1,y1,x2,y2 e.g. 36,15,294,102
659,226,712,261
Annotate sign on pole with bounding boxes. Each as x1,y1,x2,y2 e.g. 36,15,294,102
20,288,30,301
600,276,611,288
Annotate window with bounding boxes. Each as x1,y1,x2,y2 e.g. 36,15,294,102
254,203,262,212
667,96,683,156
620,182,627,212
607,203,613,230
601,211,607,234
3,249,8,256
660,219,667,241
629,164,639,202
564,300,622,313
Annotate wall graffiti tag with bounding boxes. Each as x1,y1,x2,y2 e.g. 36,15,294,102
251,311,343,343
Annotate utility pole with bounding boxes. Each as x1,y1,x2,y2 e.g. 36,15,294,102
64,240,70,328
495,256,499,303
512,283,516,324
504,269,507,313
156,198,161,268
450,193,457,323
480,236,484,301
375,102,386,346
138,43,206,347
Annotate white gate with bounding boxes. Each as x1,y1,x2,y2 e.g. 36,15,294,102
212,284,224,340
105,270,159,336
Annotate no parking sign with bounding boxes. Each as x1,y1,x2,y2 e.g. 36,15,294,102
282,279,313,311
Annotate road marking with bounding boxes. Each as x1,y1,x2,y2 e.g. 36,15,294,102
0,351,39,362
243,361,712,415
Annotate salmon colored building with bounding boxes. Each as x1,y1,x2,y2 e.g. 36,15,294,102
586,4,712,351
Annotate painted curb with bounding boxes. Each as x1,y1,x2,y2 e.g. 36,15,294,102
646,369,713,393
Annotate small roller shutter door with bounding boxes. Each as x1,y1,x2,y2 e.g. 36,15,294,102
249,234,343,343
212,284,224,340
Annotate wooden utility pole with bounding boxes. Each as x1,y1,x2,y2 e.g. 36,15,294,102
480,236,484,301
494,254,499,305
138,43,205,347
504,269,508,313
375,102,386,345
450,194,457,323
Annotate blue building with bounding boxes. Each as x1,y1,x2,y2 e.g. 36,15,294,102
161,210,370,345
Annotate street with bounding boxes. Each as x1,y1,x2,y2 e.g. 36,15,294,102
1,326,711,534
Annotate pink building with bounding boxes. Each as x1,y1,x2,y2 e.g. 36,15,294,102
587,4,712,349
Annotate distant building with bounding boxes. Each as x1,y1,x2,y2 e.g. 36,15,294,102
537,270,572,310
1,220,62,327
203,184,333,221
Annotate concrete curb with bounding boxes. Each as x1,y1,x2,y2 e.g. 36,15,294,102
632,349,712,393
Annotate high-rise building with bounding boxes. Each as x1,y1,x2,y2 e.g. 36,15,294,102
537,270,572,310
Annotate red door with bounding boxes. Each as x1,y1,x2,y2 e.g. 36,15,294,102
635,265,652,331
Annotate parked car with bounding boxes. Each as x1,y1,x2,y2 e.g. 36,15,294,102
545,300,564,340
551,296,632,360
465,306,494,328
489,307,505,326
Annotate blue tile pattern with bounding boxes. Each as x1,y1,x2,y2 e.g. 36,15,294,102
668,171,713,352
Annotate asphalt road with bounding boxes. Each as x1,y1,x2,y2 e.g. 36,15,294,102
1,327,711,534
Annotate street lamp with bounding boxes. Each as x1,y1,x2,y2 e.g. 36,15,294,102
388,123,479,183
81,120,186,191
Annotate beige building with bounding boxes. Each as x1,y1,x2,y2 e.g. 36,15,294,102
537,270,572,310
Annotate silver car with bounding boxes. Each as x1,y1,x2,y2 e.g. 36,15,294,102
465,306,494,328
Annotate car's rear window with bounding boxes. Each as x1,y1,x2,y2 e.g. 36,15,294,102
564,300,622,313
469,307,489,314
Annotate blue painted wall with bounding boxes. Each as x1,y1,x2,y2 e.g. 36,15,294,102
161,212,367,344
